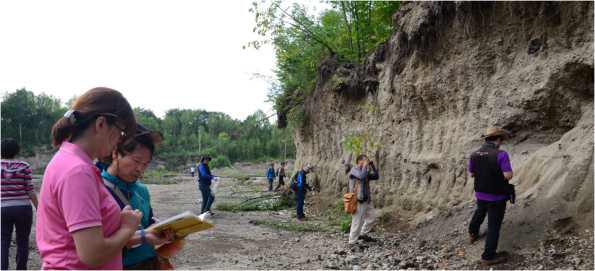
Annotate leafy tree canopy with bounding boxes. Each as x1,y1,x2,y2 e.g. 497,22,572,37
1,89,294,169
248,0,400,128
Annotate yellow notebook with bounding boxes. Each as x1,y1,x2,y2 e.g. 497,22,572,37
147,211,214,238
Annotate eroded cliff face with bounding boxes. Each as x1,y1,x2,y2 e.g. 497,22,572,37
296,1,593,231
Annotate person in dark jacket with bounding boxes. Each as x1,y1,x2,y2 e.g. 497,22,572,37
290,164,313,221
274,161,287,191
266,163,276,192
197,156,216,214
347,154,379,244
468,127,514,266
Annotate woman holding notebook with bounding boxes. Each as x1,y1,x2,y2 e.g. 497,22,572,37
99,124,176,269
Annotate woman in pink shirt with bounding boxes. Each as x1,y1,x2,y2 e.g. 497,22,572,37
36,87,143,269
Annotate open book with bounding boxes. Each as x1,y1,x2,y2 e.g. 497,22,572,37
147,211,214,238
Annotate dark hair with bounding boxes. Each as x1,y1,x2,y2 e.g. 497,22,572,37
117,124,163,158
50,87,136,148
344,163,353,174
356,154,368,163
485,135,504,142
201,156,212,163
1,138,19,159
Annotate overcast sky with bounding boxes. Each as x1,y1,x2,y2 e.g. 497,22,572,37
0,0,290,120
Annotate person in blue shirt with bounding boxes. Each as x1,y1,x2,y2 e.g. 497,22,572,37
290,164,313,221
266,163,276,192
197,156,216,215
99,124,174,269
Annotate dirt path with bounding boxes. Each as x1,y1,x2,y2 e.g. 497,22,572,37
148,175,346,269
12,175,343,270
10,173,346,270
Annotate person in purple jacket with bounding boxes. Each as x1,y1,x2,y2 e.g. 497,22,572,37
467,127,514,266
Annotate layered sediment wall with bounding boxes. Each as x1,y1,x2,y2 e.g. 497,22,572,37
296,2,593,231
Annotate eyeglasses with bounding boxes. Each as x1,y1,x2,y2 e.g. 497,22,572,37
134,129,151,137
130,156,150,168
112,122,127,138
98,113,127,138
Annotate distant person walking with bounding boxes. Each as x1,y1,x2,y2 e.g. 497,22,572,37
197,156,216,215
1,139,38,270
274,161,287,191
468,127,514,266
190,166,195,178
266,163,276,192
347,154,379,245
35,87,142,269
290,164,313,221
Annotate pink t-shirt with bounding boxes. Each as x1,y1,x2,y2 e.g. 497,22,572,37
36,142,123,270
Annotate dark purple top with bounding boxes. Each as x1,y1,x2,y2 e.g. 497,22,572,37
468,150,512,201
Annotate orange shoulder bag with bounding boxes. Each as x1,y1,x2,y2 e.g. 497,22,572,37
343,180,359,214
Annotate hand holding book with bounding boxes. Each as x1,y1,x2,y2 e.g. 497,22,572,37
148,211,214,264
147,211,214,239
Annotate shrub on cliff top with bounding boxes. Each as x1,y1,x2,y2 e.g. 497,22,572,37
248,1,400,128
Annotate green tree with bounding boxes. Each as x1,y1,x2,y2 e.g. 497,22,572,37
248,1,400,128
134,107,162,131
1,89,66,154
1,89,296,169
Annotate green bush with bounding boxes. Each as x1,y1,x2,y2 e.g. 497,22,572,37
341,133,382,161
342,134,364,158
340,215,352,233
210,155,231,169
322,199,353,233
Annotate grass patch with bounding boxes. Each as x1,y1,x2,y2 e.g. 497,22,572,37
214,202,243,212
214,167,253,181
142,169,180,185
214,202,268,212
215,193,294,212
252,219,330,233
250,199,348,234
322,199,353,233
142,178,179,185
339,215,352,233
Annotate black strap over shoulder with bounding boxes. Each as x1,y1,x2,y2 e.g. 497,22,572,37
103,178,130,208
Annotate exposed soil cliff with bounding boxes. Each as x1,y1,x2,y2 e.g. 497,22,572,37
296,1,593,243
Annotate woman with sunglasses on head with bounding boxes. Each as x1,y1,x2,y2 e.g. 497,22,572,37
36,87,142,269
99,124,175,269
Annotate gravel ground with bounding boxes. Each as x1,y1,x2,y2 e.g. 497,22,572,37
5,174,593,270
